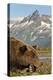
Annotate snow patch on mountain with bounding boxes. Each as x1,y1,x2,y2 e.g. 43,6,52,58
31,32,34,36
28,20,34,25
21,21,28,26
31,36,37,41
39,30,43,33
41,21,51,29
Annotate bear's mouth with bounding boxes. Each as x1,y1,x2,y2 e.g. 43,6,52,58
10,63,37,72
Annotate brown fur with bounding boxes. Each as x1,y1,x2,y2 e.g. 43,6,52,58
9,37,41,70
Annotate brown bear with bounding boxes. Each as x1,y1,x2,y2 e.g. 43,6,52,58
9,37,41,72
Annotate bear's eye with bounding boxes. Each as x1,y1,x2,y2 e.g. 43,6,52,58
19,45,27,54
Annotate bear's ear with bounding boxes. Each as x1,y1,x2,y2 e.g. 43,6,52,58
19,45,27,53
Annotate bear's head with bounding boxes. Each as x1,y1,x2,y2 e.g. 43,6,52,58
10,37,41,69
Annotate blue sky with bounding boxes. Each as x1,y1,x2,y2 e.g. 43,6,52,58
9,4,51,18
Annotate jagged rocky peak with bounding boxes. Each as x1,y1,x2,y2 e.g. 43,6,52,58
32,9,39,17
29,9,40,21
20,9,40,23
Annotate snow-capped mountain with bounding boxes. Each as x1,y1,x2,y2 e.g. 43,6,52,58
10,10,52,48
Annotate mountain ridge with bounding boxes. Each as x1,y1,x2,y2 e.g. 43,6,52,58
10,9,52,48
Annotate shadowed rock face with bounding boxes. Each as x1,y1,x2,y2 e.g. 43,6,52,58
9,37,41,70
